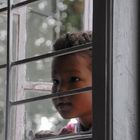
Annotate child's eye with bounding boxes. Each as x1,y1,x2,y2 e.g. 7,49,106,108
69,76,80,83
52,79,59,86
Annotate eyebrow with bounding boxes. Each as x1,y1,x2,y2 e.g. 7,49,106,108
52,69,81,74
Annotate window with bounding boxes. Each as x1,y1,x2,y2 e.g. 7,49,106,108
0,0,118,140
0,0,95,140
1,0,138,140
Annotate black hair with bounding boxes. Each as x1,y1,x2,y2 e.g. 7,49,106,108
53,31,92,70
53,31,92,50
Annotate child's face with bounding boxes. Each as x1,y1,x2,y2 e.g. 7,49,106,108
51,53,92,121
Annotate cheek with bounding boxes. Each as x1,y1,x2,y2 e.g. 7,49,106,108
79,93,92,109
73,92,92,105
72,83,86,89
52,85,57,93
78,77,92,88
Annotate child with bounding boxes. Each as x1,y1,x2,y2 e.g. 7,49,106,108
34,31,93,139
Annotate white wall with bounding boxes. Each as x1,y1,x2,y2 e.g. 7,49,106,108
113,0,138,139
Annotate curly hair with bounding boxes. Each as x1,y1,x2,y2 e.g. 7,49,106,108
53,31,92,70
53,31,92,50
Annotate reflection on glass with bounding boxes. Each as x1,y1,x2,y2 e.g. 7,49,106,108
12,0,84,60
10,99,68,140
26,58,53,82
0,0,7,9
10,58,52,101
0,12,7,65
10,1,92,139
0,69,6,140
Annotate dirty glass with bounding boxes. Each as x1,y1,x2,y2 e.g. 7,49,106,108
12,0,85,61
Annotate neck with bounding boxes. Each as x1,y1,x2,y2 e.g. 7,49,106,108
79,114,93,130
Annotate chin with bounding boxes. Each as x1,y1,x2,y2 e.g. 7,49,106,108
60,113,77,119
61,115,71,119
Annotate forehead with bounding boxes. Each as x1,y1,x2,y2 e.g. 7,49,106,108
52,53,90,74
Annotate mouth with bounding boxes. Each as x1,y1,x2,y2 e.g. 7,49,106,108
56,102,72,112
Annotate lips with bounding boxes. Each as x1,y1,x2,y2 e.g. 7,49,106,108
56,102,72,112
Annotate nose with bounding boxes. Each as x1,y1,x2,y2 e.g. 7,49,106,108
57,83,68,93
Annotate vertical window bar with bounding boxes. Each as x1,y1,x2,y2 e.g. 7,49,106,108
93,0,113,140
92,0,106,138
105,0,113,139
5,0,11,140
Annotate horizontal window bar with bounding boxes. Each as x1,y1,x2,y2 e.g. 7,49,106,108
33,131,92,140
0,0,39,12
10,86,92,106
11,42,92,66
0,42,92,69
0,64,6,69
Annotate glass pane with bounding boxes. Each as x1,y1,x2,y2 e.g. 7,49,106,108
11,57,52,101
0,12,7,65
0,0,7,9
13,0,28,4
12,0,85,61
11,1,93,140
26,58,52,82
10,46,93,139
9,99,69,140
0,69,6,140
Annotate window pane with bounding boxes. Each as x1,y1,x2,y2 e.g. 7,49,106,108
26,58,52,82
12,0,85,61
11,58,52,101
10,49,93,138
0,12,7,65
9,99,69,140
10,1,93,140
0,69,6,140
0,0,7,9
